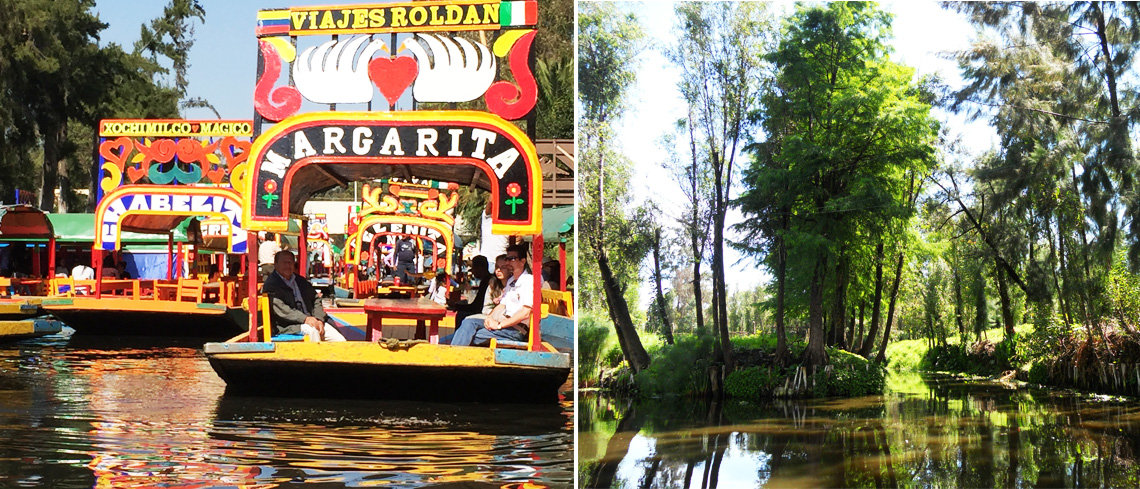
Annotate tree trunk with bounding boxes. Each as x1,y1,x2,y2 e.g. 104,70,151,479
855,300,866,352
858,240,885,357
39,123,62,212
875,252,905,364
953,247,965,341
829,253,848,349
995,257,1015,339
805,256,829,366
711,148,733,373
773,233,790,363
691,237,705,336
653,228,674,345
597,248,650,372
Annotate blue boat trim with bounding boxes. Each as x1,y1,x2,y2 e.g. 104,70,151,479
19,304,37,313
32,319,62,334
272,334,306,342
204,342,276,354
494,348,571,369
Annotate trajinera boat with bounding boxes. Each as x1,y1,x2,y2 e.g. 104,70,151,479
204,0,572,403
39,120,259,338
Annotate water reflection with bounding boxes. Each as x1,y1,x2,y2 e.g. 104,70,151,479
0,336,571,488
579,373,1140,488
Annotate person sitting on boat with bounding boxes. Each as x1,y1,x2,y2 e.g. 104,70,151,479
448,245,532,347
263,250,346,342
71,262,94,281
448,255,493,325
258,232,281,279
428,269,449,305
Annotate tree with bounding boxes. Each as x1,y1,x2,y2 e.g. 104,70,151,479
669,1,772,373
737,3,938,366
579,3,652,373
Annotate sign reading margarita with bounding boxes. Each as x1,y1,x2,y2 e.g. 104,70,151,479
96,188,247,253
247,112,540,235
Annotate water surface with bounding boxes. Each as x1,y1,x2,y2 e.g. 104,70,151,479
579,373,1140,488
0,334,572,488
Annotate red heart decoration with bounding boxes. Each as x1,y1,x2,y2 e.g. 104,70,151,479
99,137,132,170
368,56,419,107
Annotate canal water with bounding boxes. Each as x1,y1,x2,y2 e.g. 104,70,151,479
0,333,572,488
580,372,1140,488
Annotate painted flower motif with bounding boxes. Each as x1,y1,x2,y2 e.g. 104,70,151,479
506,182,522,197
264,179,277,193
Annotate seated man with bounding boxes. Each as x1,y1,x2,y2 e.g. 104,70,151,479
263,250,345,342
448,255,492,325
449,244,532,347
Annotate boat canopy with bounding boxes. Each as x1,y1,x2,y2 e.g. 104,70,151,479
542,205,574,240
0,205,54,239
347,214,455,271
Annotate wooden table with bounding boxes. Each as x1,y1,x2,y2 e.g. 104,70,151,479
362,297,448,343
98,279,155,299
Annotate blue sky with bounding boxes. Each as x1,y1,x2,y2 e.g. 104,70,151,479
94,0,311,120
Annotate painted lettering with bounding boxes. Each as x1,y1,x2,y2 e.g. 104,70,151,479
353,127,374,154
469,128,497,159
263,150,292,178
323,127,347,154
152,195,171,211
487,148,520,179
447,128,464,156
378,128,405,155
294,131,317,159
416,128,440,156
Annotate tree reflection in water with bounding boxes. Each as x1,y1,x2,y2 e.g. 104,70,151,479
578,373,1140,488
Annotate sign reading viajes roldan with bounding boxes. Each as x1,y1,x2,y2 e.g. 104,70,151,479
244,0,542,236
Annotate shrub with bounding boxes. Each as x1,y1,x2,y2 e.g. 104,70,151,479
634,335,715,397
821,348,886,397
578,312,615,383
725,366,786,400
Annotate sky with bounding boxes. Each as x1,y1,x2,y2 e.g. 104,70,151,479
94,0,309,120
613,1,1000,307
91,0,999,308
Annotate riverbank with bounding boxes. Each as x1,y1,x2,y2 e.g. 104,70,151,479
887,322,1140,398
580,317,885,399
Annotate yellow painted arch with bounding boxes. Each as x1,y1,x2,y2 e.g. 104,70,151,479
94,185,246,253
346,214,454,271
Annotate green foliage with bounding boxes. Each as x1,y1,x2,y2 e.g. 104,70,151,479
725,366,785,400
819,348,886,397
884,338,928,372
578,312,615,383
633,335,715,397
731,332,805,356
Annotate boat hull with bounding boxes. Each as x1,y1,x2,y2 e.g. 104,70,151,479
0,318,63,342
41,297,246,339
205,341,571,403
0,299,43,320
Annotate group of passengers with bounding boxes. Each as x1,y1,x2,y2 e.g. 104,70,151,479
262,241,542,347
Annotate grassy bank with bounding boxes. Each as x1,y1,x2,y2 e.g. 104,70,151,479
580,323,885,399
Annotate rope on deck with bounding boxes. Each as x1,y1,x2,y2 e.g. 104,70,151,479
379,338,428,350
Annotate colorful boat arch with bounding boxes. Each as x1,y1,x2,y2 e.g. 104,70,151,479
94,186,247,253
242,111,542,236
347,214,455,272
